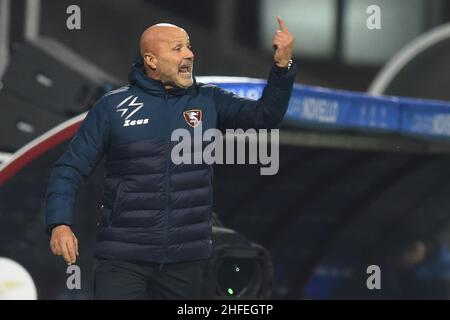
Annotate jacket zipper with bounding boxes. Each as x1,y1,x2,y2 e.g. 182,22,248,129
162,91,170,270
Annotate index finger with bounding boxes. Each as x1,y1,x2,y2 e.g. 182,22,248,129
65,239,76,264
59,240,72,265
73,235,79,256
277,16,288,32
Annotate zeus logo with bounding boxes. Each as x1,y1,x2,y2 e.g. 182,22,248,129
124,119,149,127
116,95,144,119
116,95,149,127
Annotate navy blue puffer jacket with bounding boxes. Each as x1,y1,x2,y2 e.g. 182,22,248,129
45,56,296,263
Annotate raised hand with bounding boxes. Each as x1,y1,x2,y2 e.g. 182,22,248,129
272,16,295,68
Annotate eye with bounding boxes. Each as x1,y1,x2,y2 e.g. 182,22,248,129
174,46,181,51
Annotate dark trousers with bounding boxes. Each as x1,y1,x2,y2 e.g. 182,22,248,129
93,258,207,300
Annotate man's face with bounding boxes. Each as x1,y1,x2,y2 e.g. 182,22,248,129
153,29,194,89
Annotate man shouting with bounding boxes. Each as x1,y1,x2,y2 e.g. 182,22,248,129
46,17,296,299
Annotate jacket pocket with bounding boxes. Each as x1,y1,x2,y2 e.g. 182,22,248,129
111,180,125,223
208,170,214,205
99,206,112,227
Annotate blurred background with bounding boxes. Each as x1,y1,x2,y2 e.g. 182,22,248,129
2,0,450,299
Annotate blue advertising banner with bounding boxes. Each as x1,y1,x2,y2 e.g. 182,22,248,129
198,77,450,140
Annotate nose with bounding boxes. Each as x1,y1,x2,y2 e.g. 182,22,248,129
184,47,194,60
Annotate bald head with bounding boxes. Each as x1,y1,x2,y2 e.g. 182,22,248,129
140,23,187,56
139,23,195,89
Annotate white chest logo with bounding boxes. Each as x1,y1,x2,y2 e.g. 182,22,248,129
116,95,149,127
124,119,149,127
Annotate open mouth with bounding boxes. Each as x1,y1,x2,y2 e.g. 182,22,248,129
178,65,192,77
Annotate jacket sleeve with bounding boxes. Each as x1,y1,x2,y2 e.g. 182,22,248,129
214,63,297,131
45,98,110,230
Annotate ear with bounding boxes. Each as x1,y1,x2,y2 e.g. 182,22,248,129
143,53,157,70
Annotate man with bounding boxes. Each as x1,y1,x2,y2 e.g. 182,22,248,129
46,17,296,299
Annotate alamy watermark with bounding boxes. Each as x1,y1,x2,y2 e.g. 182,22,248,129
366,264,381,290
367,5,382,30
66,265,81,290
66,5,81,30
171,123,280,176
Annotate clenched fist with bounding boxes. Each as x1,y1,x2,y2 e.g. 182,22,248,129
272,16,295,68
50,225,79,265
